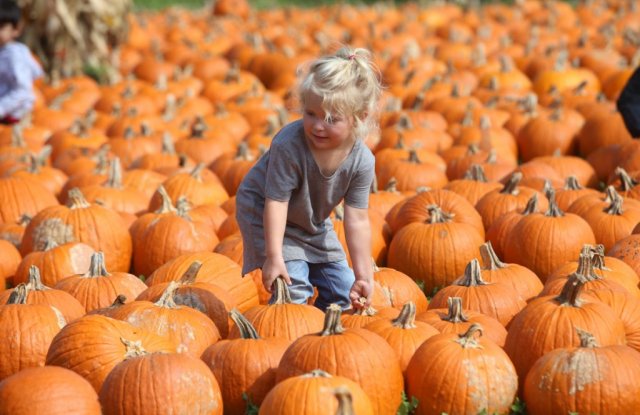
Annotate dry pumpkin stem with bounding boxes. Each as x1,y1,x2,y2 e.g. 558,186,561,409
228,309,260,340
479,241,506,270
615,167,638,191
67,188,92,209
179,261,203,285
564,176,583,190
271,277,293,304
7,284,29,305
109,294,127,308
456,323,484,349
154,281,181,309
556,273,587,307
545,188,564,217
456,259,488,287
154,185,176,213
576,328,599,349
105,157,124,189
175,196,193,220
121,338,149,359
303,369,332,379
320,304,345,336
26,265,48,291
463,164,488,182
587,244,610,271
604,189,625,216
444,297,469,323
391,301,417,329
189,163,206,180
426,204,455,224
84,252,111,278
501,172,523,195
333,386,355,415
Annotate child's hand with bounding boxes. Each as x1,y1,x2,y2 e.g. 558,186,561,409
349,279,373,309
262,256,291,293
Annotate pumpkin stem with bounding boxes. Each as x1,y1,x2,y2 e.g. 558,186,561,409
576,328,599,348
179,261,203,285
564,176,583,190
408,149,421,164
105,157,124,189
175,196,192,220
26,265,48,291
463,164,488,182
67,188,92,209
229,309,260,340
333,386,355,415
479,242,506,270
456,323,484,348
391,301,417,329
302,369,332,378
615,167,637,191
109,294,127,308
189,163,206,181
121,338,149,359
587,244,610,272
456,259,488,286
443,297,469,323
426,204,454,224
271,277,293,304
604,188,624,216
154,185,177,213
190,116,207,138
320,303,345,336
334,203,345,221
7,284,28,305
500,172,523,195
161,132,176,155
385,177,398,193
545,188,564,217
84,252,111,278
155,281,180,309
556,273,587,307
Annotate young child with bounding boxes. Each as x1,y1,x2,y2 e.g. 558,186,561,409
236,47,382,311
0,0,43,125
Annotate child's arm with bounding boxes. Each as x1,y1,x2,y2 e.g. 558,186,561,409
262,197,291,292
0,48,39,118
344,204,374,308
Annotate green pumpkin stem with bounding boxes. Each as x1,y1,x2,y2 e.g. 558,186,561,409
84,252,110,278
229,309,260,340
479,241,506,270
271,277,293,305
320,304,345,336
391,301,417,329
443,297,469,323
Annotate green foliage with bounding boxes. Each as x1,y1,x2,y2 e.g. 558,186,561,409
510,398,527,414
243,393,260,415
397,391,419,415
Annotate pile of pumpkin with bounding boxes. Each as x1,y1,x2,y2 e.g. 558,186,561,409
1,0,640,413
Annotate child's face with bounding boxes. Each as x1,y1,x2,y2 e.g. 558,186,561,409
0,23,19,47
302,92,354,152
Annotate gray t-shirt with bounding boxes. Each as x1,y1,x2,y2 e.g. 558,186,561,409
235,119,375,275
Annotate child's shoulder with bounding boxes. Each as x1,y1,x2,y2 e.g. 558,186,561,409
271,119,306,151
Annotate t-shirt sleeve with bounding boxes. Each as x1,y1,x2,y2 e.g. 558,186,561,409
344,151,375,209
264,140,299,202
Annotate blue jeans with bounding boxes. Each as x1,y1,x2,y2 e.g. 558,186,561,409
271,260,355,311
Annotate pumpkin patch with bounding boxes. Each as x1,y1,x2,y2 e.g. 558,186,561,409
1,0,640,413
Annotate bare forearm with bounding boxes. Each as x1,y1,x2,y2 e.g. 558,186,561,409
264,198,289,259
344,211,373,283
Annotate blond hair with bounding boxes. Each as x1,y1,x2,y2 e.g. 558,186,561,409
298,47,382,141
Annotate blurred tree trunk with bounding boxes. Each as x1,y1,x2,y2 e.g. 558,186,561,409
17,0,131,84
